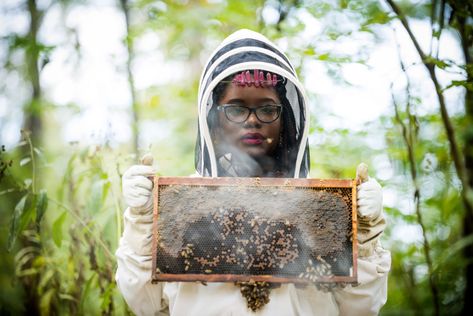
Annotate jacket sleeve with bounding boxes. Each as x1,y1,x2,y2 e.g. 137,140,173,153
115,207,169,316
333,207,391,316
333,242,391,315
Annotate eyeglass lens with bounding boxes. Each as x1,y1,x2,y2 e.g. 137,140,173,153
224,105,281,123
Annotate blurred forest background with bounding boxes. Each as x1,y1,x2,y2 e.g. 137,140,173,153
0,0,472,315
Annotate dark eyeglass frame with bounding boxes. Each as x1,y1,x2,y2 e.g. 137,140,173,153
217,104,283,124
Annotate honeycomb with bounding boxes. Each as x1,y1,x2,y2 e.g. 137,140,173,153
151,177,356,284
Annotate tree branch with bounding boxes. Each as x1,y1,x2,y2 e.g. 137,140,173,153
391,77,440,316
385,0,473,217
391,28,440,316
386,0,428,61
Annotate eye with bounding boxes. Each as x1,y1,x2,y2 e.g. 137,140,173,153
226,105,247,116
259,105,278,115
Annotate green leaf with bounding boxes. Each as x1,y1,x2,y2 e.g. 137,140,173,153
38,268,55,294
317,53,330,61
444,80,473,92
424,56,449,69
80,273,97,313
33,147,43,156
88,179,110,213
101,180,111,204
8,194,35,251
100,282,115,313
52,211,67,248
0,188,15,196
15,140,28,148
59,293,76,301
20,157,31,166
35,190,48,230
303,47,316,56
40,288,55,316
59,152,77,201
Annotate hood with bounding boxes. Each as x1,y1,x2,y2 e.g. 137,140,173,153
195,29,310,178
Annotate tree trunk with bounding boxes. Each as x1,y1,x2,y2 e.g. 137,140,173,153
24,0,42,147
450,2,473,314
20,1,43,314
461,35,473,316
119,0,139,155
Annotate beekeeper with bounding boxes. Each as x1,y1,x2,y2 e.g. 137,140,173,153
116,29,390,315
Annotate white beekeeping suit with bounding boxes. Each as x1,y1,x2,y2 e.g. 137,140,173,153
116,29,391,316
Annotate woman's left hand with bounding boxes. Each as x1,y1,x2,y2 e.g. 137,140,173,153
356,163,386,257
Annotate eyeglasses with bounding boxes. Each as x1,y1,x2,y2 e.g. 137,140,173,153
217,104,282,123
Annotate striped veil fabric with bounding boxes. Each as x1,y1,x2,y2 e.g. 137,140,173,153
195,29,310,178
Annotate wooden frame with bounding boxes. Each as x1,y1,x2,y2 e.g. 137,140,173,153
151,176,358,284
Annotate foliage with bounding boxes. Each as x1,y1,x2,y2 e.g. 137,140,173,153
0,0,471,315
1,130,129,314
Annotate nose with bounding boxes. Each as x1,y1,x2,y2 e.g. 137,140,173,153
244,110,261,127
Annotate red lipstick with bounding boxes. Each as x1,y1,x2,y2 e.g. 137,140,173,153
241,133,264,145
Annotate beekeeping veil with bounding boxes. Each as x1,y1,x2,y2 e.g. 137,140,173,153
195,29,310,178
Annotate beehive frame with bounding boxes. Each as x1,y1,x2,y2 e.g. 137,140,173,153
151,177,358,284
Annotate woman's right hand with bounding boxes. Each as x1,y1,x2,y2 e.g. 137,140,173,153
122,154,156,214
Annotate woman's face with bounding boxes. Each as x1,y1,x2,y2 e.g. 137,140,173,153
216,83,282,158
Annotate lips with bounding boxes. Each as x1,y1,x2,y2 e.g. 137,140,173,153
241,133,264,145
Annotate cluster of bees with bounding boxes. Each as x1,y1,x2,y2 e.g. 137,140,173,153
298,257,333,282
236,280,272,312
174,207,303,274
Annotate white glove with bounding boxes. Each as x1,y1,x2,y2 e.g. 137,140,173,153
356,163,382,218
356,163,386,257
122,154,156,215
357,180,383,219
